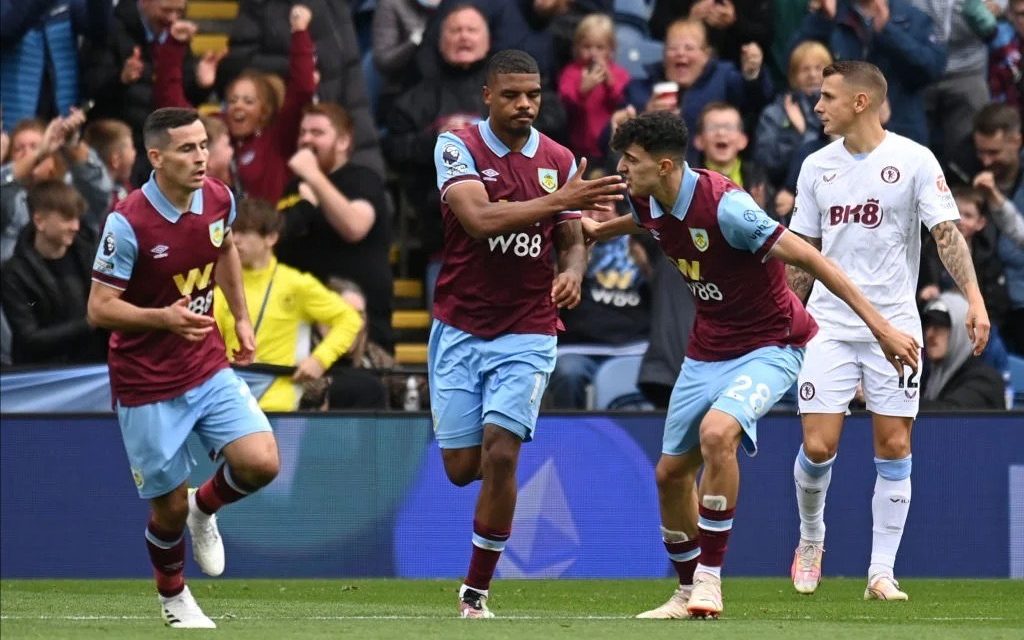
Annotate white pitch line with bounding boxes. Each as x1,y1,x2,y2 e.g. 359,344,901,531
0,615,1010,622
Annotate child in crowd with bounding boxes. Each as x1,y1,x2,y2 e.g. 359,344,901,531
693,102,771,210
200,115,234,188
558,13,630,164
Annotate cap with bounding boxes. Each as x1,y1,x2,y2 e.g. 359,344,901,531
922,299,952,328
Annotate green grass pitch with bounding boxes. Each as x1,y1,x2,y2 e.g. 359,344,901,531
2,578,1023,639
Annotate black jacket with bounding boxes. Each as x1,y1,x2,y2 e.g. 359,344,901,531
920,357,1006,410
218,0,385,177
1,225,107,365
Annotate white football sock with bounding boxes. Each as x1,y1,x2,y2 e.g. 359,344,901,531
869,456,912,579
794,446,835,543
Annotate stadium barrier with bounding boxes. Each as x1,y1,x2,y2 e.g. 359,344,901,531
2,412,1022,579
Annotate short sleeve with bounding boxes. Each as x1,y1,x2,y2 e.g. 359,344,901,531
556,157,582,223
92,212,138,289
915,150,960,230
789,163,821,238
435,132,480,196
718,190,783,256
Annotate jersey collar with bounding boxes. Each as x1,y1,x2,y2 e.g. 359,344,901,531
479,118,540,158
649,164,699,220
142,172,205,223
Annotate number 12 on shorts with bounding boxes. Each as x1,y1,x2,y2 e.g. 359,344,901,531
897,366,919,389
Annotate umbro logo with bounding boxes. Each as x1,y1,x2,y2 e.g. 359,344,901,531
823,173,837,183
481,168,500,182
151,245,169,259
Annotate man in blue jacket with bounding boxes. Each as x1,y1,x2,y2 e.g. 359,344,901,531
790,0,947,145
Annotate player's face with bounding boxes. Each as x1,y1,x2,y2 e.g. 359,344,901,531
298,114,349,172
439,8,489,67
616,143,662,197
226,79,265,139
815,74,858,136
151,120,209,191
33,209,80,251
696,109,746,165
924,324,950,361
663,25,709,89
484,74,542,136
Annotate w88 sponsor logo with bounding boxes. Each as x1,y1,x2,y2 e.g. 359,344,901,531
488,232,543,258
687,281,723,301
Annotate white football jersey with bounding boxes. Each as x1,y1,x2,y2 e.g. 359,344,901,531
791,132,959,342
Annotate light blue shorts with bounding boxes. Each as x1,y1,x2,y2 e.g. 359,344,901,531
664,345,804,457
117,367,272,499
428,319,556,449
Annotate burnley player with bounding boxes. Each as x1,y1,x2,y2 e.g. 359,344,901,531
582,111,919,619
431,49,626,618
786,61,990,601
87,108,279,628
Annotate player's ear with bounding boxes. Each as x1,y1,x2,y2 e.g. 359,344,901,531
482,84,492,107
147,147,162,170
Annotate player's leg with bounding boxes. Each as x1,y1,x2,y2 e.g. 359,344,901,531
688,346,805,618
430,319,485,486
792,337,861,593
190,369,276,577
861,342,917,601
636,360,709,619
118,398,216,628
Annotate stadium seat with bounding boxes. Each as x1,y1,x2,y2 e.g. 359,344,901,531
590,355,651,410
1008,354,1024,406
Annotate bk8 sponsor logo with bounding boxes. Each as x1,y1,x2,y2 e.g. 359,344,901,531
828,198,883,229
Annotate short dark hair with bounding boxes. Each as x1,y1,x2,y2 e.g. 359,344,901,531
611,112,689,160
143,108,201,150
233,198,283,236
486,49,540,84
950,185,986,215
26,180,86,219
823,60,887,102
696,101,741,134
973,104,1021,137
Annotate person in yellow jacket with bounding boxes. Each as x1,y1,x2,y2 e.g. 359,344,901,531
214,198,363,410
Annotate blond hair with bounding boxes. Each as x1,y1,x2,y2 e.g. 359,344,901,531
574,13,616,50
788,41,832,89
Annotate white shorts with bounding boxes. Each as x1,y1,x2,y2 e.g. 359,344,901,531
796,335,920,418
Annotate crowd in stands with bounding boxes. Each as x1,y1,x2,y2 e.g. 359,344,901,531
1,0,1021,412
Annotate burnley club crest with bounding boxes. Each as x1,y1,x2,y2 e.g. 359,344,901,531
538,168,558,193
209,219,225,247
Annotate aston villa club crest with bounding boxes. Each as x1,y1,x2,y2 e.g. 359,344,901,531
689,228,709,252
209,219,225,247
538,168,558,193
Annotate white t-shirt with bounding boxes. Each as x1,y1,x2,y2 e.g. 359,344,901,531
791,131,960,342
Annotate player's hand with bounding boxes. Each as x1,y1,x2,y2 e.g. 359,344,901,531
288,147,321,181
876,324,920,377
233,317,256,365
557,157,626,212
292,355,326,382
965,298,991,356
551,271,582,309
196,49,227,89
164,295,216,342
581,216,602,245
121,46,144,85
290,4,312,32
169,19,198,42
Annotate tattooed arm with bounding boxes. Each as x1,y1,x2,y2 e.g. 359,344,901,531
785,232,821,305
931,220,991,355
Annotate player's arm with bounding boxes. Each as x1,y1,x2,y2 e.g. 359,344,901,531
929,220,990,355
768,230,920,374
552,219,586,309
784,232,820,305
581,214,645,243
214,229,256,365
87,281,215,340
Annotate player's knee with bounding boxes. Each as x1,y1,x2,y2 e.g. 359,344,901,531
876,433,911,459
152,497,189,530
802,438,838,462
654,458,691,488
445,464,479,487
233,454,279,489
698,420,739,460
482,443,518,477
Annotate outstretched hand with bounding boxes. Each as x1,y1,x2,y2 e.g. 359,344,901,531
164,296,216,342
557,157,626,212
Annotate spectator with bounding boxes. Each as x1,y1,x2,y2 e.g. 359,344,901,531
0,0,110,129
988,0,1023,109
693,101,771,209
547,205,652,409
754,40,830,186
559,14,631,164
83,118,137,205
277,103,395,353
920,292,1005,409
651,0,774,68
372,0,441,119
199,115,234,188
80,0,216,185
152,7,316,204
618,18,772,163
916,0,997,163
383,4,492,307
213,198,363,412
967,105,1024,353
1,180,107,365
790,0,947,146
219,0,385,178
1,110,113,262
